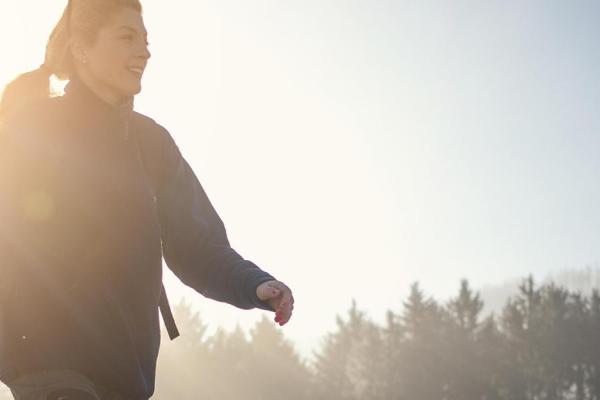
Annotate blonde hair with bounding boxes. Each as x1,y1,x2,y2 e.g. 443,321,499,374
0,0,143,126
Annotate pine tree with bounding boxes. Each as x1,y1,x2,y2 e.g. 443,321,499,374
209,324,254,400
476,314,505,400
379,309,406,399
310,299,367,400
500,277,538,400
354,319,387,400
564,291,589,400
248,315,311,400
399,282,448,400
587,290,600,400
448,279,484,335
537,283,571,400
153,298,212,399
445,279,486,400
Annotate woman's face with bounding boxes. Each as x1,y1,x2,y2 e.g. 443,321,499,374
73,8,151,105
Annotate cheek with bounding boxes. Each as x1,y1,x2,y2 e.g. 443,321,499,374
94,45,129,76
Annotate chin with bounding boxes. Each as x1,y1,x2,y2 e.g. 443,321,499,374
130,85,142,96
121,83,142,97
119,75,143,93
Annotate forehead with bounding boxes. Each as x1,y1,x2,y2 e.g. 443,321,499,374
102,8,148,36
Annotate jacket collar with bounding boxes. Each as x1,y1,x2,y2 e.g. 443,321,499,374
63,74,135,124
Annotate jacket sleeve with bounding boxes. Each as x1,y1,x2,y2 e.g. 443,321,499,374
154,127,276,311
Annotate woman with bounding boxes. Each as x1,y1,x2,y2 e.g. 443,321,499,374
0,0,294,399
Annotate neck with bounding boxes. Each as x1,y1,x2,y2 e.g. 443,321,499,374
73,69,133,108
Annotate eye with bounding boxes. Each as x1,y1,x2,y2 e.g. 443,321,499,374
120,34,134,41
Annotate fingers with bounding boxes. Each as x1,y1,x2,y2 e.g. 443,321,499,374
273,282,294,326
275,302,294,325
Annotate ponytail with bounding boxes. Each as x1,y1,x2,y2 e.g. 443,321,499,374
0,65,52,127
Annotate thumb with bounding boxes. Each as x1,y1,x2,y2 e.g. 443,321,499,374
256,281,281,300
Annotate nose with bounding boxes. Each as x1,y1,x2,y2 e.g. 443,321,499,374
142,45,151,61
136,41,151,62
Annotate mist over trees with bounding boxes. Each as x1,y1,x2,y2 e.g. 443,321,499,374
153,274,600,399
479,264,600,315
1,271,599,399
153,299,310,399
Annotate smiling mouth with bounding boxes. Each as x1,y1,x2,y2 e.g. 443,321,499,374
126,67,143,77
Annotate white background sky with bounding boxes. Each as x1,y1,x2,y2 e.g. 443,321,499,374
1,1,599,359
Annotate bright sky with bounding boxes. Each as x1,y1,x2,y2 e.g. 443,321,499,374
1,1,599,360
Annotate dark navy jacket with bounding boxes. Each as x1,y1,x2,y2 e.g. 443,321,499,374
0,75,276,399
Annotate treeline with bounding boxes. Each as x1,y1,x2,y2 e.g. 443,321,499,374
153,299,310,399
153,276,600,400
310,278,600,400
1,276,599,399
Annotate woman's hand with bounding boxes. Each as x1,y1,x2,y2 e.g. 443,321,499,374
256,280,294,326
